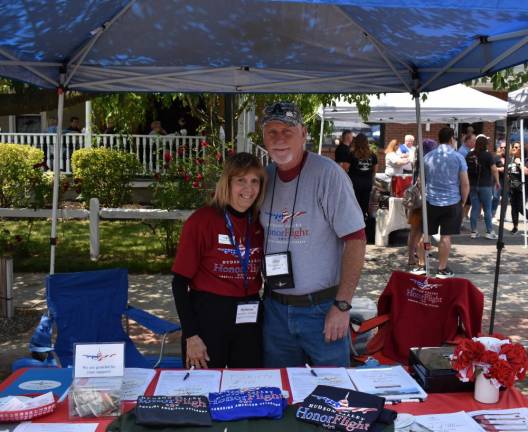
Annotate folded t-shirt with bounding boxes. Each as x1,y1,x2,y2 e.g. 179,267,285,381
209,387,287,421
135,395,211,427
296,385,396,431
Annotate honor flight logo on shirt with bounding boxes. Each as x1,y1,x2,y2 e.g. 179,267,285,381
265,209,307,224
407,278,443,308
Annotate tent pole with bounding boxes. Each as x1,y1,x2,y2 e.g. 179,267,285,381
414,94,430,275
521,119,527,248
489,119,514,334
49,76,65,275
318,110,325,155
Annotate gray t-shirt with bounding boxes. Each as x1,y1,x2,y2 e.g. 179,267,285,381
260,152,365,295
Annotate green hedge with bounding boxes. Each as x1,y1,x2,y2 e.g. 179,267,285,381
0,143,46,208
72,147,142,207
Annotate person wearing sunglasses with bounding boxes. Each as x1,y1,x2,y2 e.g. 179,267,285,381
259,102,366,368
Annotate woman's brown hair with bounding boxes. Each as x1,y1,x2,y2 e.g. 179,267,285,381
351,133,371,160
211,152,267,219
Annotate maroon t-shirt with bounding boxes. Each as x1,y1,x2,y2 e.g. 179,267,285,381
171,206,263,297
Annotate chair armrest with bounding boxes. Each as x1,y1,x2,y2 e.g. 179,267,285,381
125,306,181,335
350,314,390,334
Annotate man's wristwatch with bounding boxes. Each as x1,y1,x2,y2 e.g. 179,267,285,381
333,300,352,312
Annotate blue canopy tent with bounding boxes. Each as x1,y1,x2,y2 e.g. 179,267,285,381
1,0,528,332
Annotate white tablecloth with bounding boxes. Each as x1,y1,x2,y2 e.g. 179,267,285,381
375,197,410,246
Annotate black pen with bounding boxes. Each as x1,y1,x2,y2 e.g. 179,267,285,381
305,363,318,377
183,365,195,381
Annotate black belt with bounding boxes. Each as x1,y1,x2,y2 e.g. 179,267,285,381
268,285,337,307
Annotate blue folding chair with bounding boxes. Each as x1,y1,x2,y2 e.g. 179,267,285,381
13,268,182,371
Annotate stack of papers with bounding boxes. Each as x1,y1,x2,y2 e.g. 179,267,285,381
347,365,427,402
468,408,528,431
414,411,484,432
153,370,221,396
286,367,354,403
121,368,157,401
220,369,282,391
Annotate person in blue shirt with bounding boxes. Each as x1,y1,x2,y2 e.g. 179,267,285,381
417,127,469,278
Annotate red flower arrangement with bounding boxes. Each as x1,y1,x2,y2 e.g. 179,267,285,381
450,337,528,388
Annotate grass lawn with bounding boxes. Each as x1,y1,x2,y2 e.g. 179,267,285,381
3,219,182,273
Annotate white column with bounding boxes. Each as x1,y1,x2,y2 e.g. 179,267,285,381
40,111,47,132
318,110,325,155
8,115,15,133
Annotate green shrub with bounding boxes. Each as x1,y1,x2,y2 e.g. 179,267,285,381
72,147,142,207
0,143,45,208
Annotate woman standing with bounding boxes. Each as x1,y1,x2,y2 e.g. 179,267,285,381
171,152,266,368
335,130,353,172
384,139,410,177
347,133,378,218
507,143,528,234
466,135,499,239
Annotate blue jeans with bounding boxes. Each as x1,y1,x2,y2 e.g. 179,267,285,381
470,186,493,233
262,297,350,368
491,183,502,217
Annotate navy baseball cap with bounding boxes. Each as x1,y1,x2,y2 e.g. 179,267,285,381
261,102,303,127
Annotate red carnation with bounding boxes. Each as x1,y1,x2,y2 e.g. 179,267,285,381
195,158,204,165
183,174,191,183
163,151,172,162
488,359,515,388
195,173,204,181
452,339,486,371
479,350,499,366
200,140,208,148
500,344,528,378
215,152,222,161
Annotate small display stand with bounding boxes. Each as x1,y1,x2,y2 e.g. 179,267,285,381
69,342,125,418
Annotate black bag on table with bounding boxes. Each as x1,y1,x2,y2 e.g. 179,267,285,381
135,395,212,427
295,385,396,432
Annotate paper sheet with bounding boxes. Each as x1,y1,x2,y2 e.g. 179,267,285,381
347,366,428,401
414,411,484,432
154,370,221,396
120,368,156,400
286,367,354,403
220,369,283,391
14,424,98,432
467,407,528,431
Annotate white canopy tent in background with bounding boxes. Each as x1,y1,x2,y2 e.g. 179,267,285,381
318,83,508,125
507,87,528,248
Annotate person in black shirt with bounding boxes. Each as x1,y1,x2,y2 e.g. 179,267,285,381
507,143,528,234
347,133,378,218
491,142,505,220
334,130,353,171
466,135,499,239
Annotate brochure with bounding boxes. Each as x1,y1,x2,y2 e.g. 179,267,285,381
0,368,73,398
347,365,428,402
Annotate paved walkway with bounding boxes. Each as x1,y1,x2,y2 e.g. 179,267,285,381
1,218,527,386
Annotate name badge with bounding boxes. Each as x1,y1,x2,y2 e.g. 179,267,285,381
218,234,232,245
263,251,295,290
264,253,289,276
235,301,259,324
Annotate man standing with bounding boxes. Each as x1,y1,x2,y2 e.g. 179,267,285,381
422,127,469,278
400,134,415,173
458,133,476,158
260,102,366,368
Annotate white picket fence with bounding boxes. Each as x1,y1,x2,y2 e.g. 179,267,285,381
0,133,206,174
0,133,270,173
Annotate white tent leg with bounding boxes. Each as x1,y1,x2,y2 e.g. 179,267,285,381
49,84,65,275
415,94,430,274
318,111,325,155
521,119,527,248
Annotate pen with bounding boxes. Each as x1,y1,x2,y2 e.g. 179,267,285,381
183,366,195,381
305,363,318,377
